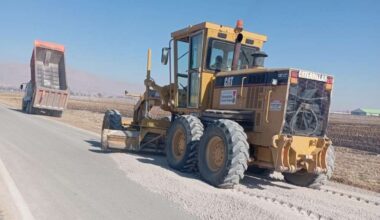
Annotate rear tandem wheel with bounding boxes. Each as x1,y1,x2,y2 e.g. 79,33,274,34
198,119,249,188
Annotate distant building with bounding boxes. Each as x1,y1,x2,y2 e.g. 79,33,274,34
351,108,380,116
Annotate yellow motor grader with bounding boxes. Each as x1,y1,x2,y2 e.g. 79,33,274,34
101,20,335,188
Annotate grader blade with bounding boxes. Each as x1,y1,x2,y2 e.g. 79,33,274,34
102,129,140,151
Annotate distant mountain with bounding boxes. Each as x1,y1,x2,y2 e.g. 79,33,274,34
0,62,143,96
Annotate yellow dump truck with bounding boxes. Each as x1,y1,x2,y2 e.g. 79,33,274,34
101,20,334,188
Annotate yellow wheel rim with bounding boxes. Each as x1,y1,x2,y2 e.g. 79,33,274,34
172,128,186,161
206,136,226,172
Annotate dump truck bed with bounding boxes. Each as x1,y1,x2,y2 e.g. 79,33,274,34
30,40,69,110
32,88,68,110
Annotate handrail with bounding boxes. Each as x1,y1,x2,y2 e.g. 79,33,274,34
265,90,272,123
240,77,247,97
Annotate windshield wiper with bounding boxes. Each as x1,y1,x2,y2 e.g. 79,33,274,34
241,49,250,65
177,51,189,61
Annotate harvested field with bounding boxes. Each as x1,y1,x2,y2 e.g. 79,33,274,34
332,146,379,192
328,114,380,153
68,98,136,117
0,92,379,192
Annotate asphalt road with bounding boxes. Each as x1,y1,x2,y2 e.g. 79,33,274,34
0,104,193,220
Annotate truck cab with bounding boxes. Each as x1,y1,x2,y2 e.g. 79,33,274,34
20,82,33,112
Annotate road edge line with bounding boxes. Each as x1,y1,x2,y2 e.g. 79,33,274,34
0,157,35,220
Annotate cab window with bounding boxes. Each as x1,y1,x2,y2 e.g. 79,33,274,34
206,39,259,72
175,37,189,108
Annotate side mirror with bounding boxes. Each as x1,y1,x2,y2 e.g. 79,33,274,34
161,47,169,65
20,84,23,90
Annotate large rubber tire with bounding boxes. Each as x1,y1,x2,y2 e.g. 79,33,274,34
49,110,63,118
101,110,123,151
283,145,335,188
166,115,204,172
55,111,63,118
26,101,35,114
21,100,27,112
198,119,249,188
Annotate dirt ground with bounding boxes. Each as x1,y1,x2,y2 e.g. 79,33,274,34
0,92,379,192
328,114,380,153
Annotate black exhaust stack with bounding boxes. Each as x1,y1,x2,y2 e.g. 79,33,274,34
231,20,244,71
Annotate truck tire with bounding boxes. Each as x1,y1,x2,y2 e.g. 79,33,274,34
283,145,335,188
26,101,35,114
49,110,63,117
54,111,63,118
166,115,204,172
101,110,123,151
198,119,249,188
22,100,27,112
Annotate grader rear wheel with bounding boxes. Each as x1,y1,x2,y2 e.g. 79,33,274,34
206,136,226,172
166,115,204,172
198,119,249,188
283,145,335,188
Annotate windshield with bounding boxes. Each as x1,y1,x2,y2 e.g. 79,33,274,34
206,39,259,72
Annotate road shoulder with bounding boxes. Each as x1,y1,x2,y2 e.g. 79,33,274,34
0,159,21,220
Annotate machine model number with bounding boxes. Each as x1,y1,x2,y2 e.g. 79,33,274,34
224,76,234,87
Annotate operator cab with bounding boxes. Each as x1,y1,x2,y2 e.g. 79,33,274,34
161,21,267,111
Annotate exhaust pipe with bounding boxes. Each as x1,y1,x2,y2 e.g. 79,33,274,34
145,49,151,118
231,20,244,71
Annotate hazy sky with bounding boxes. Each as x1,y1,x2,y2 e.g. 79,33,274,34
0,0,379,110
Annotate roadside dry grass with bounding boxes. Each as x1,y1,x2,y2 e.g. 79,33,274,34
0,92,379,192
68,98,136,117
0,93,104,133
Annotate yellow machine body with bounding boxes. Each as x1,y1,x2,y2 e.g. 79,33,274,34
102,21,334,176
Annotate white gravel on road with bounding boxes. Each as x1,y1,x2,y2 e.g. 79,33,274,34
109,152,380,220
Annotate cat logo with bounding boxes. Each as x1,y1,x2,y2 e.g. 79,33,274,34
224,76,234,87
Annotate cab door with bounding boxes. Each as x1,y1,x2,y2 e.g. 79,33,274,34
187,31,204,108
174,37,190,108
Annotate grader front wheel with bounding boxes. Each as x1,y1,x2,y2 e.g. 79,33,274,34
165,115,204,172
101,109,123,151
198,119,249,188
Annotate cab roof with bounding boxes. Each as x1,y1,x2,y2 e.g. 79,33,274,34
171,21,267,42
